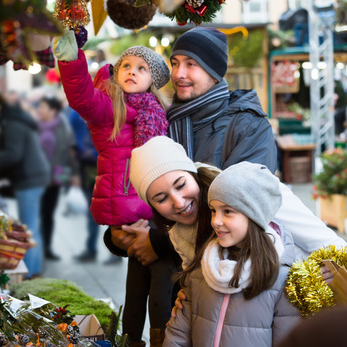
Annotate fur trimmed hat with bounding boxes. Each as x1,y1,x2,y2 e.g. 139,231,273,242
208,162,282,230
113,46,170,90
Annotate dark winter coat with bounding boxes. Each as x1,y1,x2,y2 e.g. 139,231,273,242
0,103,50,190
168,87,277,173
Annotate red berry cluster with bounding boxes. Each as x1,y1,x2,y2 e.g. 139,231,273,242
53,307,67,320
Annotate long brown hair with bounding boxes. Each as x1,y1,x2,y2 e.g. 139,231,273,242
150,166,220,253
178,219,280,300
103,74,170,141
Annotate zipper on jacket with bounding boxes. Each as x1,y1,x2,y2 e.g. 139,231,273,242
213,294,230,347
123,159,131,196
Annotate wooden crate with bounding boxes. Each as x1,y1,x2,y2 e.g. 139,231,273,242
289,156,311,183
320,195,347,234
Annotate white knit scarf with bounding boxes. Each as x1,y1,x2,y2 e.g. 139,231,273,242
201,226,285,294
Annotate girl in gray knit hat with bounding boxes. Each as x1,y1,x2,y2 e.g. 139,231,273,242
164,161,302,346
53,31,175,346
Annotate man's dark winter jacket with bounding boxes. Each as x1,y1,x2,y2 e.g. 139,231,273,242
168,86,277,173
193,89,277,172
0,103,50,190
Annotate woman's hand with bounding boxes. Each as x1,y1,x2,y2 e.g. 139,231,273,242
123,219,158,266
321,265,334,285
110,225,135,251
167,289,186,325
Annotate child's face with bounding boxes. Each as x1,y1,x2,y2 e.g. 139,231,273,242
209,200,249,248
147,170,200,226
117,56,153,94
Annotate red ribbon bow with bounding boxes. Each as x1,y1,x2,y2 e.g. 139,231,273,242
184,3,207,17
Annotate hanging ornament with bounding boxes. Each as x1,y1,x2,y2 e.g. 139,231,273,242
53,0,90,29
0,0,63,69
74,25,88,48
106,0,157,30
91,0,108,35
186,0,203,8
166,0,224,25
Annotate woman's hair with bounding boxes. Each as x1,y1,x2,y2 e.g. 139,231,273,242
104,74,170,141
151,165,220,253
40,96,62,112
178,219,280,300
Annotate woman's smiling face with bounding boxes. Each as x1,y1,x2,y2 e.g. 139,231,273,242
147,170,200,225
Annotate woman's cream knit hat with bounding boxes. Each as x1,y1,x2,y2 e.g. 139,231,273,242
130,136,197,205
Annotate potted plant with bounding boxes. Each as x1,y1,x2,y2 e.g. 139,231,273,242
312,148,347,233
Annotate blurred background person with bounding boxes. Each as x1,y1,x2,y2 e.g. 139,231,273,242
37,95,80,261
68,108,121,264
0,91,50,279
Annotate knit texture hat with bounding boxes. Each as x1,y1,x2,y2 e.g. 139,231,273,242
170,27,228,82
130,136,197,205
208,162,282,230
114,46,170,90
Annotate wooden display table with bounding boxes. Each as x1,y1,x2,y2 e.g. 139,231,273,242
276,135,316,183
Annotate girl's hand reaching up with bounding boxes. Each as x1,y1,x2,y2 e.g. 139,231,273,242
53,29,78,62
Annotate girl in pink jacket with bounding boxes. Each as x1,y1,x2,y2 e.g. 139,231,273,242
54,31,178,346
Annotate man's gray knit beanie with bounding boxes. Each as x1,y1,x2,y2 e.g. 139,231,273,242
170,27,228,82
113,46,170,90
208,162,282,230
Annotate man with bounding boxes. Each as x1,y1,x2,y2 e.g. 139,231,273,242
105,27,278,263
167,27,277,172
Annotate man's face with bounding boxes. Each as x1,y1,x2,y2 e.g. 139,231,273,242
170,55,217,102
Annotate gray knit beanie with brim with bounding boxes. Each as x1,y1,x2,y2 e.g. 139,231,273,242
170,27,228,82
130,136,197,205
113,46,170,90
208,162,282,230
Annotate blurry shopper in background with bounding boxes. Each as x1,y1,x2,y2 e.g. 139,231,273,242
0,91,50,279
37,96,80,261
68,108,99,261
69,108,121,263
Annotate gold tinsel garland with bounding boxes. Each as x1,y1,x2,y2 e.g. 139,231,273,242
285,245,347,317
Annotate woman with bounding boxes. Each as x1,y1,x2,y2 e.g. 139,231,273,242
37,96,79,260
105,136,346,270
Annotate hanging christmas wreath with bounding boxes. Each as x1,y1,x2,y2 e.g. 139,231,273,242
166,0,225,26
285,245,347,317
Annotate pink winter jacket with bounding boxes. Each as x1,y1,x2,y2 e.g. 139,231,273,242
58,49,153,226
